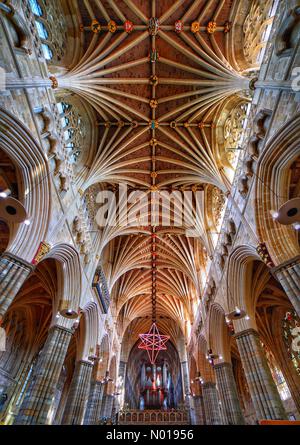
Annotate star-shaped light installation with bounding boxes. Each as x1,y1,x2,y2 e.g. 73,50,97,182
138,322,170,364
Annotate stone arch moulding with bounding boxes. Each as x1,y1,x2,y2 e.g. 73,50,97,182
0,108,51,262
41,243,82,326
255,113,300,265
78,301,100,362
208,303,231,363
96,333,110,380
226,245,262,334
107,355,117,395
197,335,215,383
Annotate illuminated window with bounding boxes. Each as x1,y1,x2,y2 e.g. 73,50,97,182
41,43,53,60
262,342,292,401
35,20,49,40
271,366,291,401
61,117,70,128
243,0,280,69
29,0,43,16
57,102,83,164
282,311,300,376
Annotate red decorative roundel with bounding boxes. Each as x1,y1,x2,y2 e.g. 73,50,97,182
124,20,134,33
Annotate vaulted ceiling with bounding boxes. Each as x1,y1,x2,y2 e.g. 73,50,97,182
66,0,251,347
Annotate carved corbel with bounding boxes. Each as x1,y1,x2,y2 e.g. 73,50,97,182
0,3,32,54
238,174,249,197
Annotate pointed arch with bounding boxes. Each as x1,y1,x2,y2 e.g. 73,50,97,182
77,301,99,361
226,244,261,312
0,108,51,262
197,335,215,383
96,333,110,380
208,303,231,362
255,113,300,264
42,243,82,321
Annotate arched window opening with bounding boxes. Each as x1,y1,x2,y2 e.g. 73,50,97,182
41,43,53,60
224,102,252,180
35,20,48,40
243,0,280,70
270,366,292,401
28,0,67,64
57,102,71,114
61,117,70,128
57,101,85,165
262,343,292,402
29,0,43,17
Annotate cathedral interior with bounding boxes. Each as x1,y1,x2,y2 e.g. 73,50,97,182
0,0,300,426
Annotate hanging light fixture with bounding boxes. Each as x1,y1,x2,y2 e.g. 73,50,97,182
206,349,219,366
60,308,79,319
225,306,247,321
138,228,170,364
270,198,300,226
0,195,28,223
138,322,170,365
226,264,249,321
101,370,113,384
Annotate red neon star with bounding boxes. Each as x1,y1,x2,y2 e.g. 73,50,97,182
138,323,170,364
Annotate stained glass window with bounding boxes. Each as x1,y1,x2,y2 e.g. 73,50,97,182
57,102,71,115
29,0,43,16
41,43,53,60
35,20,49,40
271,366,291,401
262,342,292,401
282,310,300,375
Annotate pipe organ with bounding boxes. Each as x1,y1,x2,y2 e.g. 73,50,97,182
139,360,171,410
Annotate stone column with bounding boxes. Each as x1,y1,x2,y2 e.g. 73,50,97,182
0,367,19,421
118,360,127,409
141,362,146,391
192,395,206,425
83,380,104,425
214,362,245,425
181,361,192,421
62,360,93,425
202,382,223,425
14,325,73,425
181,361,190,396
0,253,34,321
162,360,168,389
101,393,115,419
99,384,108,420
235,329,287,420
119,361,127,381
50,368,67,424
112,396,119,423
272,256,300,318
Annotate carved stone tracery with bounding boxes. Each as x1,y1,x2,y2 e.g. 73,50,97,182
243,0,276,67
224,102,248,166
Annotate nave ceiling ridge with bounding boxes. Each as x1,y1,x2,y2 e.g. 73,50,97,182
63,0,253,339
